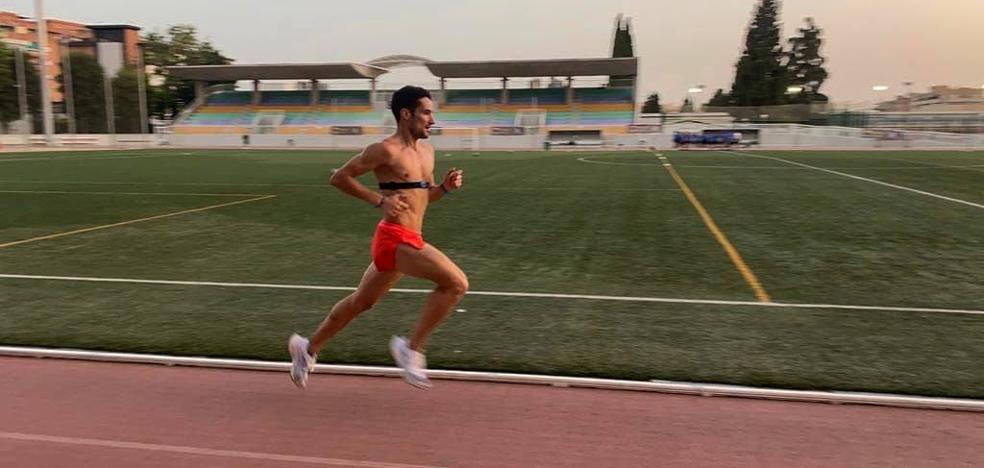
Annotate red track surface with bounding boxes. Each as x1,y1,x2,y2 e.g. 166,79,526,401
1,357,981,467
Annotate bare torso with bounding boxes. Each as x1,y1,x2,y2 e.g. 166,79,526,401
373,136,435,232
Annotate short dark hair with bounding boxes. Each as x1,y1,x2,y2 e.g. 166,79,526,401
390,85,432,121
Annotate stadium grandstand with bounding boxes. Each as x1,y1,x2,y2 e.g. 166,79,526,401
165,57,655,149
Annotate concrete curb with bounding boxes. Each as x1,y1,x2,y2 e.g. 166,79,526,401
2,346,982,412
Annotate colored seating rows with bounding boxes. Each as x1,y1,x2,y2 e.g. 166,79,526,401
181,88,635,128
439,88,635,127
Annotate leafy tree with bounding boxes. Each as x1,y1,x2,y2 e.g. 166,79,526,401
641,92,662,113
59,52,106,133
729,0,787,106
609,14,635,87
707,88,731,107
680,97,694,113
143,25,233,119
784,17,829,103
113,67,143,133
0,43,41,131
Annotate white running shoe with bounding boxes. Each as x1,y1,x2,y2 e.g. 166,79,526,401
288,334,316,389
389,336,431,389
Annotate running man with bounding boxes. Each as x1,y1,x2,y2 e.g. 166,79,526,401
288,86,467,389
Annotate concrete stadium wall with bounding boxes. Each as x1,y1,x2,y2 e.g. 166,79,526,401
755,126,984,149
164,129,982,151
0,134,161,148
165,132,670,151
5,128,977,151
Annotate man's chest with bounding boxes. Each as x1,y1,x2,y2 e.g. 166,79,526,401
384,153,433,180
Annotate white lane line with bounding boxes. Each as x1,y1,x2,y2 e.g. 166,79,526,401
1,349,982,412
576,157,662,166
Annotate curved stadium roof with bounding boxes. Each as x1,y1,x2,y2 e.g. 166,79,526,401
168,63,389,81
168,57,636,81
425,57,637,78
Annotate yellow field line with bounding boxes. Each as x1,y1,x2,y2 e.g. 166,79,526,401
0,195,276,249
0,154,176,163
658,154,772,302
0,190,268,197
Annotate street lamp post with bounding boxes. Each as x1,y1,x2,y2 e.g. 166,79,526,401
902,81,914,112
35,0,54,144
14,47,29,133
687,85,705,113
979,85,984,141
61,37,76,134
871,85,890,110
868,85,889,129
136,43,149,134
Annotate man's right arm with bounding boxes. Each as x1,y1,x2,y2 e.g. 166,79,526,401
329,144,387,207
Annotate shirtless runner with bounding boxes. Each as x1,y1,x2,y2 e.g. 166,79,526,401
288,85,466,389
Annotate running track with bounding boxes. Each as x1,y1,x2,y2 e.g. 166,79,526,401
1,357,981,467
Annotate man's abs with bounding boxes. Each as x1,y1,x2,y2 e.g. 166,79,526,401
381,189,428,231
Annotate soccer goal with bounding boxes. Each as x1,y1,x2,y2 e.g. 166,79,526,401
515,109,547,134
251,111,285,134
430,127,480,154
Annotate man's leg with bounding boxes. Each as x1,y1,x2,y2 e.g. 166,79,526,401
290,263,401,388
394,243,469,351
308,263,403,356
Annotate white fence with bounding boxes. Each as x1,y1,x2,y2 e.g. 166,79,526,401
3,127,981,151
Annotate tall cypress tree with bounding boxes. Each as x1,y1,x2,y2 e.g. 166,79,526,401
785,17,828,103
611,15,634,58
707,88,731,107
0,43,16,128
60,52,107,133
680,97,693,113
641,92,661,113
113,67,142,133
24,55,41,133
730,0,787,106
609,14,635,87
0,43,40,131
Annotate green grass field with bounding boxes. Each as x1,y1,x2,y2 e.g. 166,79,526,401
1,148,982,398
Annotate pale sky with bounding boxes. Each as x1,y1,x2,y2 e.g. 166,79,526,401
6,0,984,106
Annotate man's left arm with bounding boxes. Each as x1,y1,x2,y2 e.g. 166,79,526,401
428,166,463,202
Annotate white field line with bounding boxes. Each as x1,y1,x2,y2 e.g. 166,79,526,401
577,157,662,166
577,156,984,171
725,151,984,210
1,273,982,316
500,187,681,191
865,155,984,174
674,164,984,170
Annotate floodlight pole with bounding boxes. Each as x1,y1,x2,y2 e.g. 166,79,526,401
61,37,76,134
35,0,55,144
14,48,29,132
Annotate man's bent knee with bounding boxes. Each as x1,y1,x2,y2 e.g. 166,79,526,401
440,274,469,299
